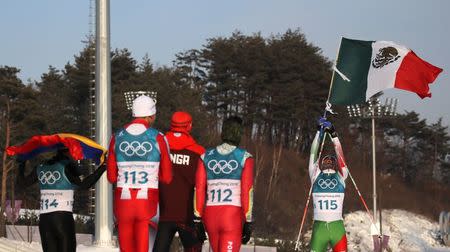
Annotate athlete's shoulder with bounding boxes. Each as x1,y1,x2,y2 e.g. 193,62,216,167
204,147,216,156
186,143,205,156
147,127,162,135
201,147,214,159
235,147,253,159
143,128,163,140
114,127,126,137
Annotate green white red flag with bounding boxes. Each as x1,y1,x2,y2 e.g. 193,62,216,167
329,37,443,105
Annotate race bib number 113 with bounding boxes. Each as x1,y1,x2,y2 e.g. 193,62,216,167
117,162,159,189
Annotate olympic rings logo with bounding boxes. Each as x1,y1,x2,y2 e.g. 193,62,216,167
39,171,61,185
119,141,153,157
317,178,338,189
207,160,239,174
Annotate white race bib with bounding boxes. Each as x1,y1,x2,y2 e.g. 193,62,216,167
312,192,344,222
206,179,241,207
40,190,74,214
117,161,159,189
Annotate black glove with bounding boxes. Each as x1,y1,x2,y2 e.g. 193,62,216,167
193,217,207,243
242,221,252,244
326,124,337,136
17,158,26,173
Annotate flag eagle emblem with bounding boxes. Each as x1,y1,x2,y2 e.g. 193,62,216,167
372,46,401,68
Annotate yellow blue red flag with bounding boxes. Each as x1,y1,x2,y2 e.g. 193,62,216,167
6,133,107,165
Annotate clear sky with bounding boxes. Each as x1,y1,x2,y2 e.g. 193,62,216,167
1,0,449,127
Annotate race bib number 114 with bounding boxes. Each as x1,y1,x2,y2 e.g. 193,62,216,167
40,190,74,214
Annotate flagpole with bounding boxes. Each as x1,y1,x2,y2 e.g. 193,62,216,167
326,37,343,103
94,0,114,246
322,37,343,118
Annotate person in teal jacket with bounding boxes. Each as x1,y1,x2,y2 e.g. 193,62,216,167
17,147,105,252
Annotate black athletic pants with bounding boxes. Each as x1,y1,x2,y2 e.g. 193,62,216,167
153,221,202,252
39,211,76,252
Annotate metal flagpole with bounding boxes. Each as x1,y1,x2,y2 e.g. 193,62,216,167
326,37,343,102
371,107,377,224
348,98,398,251
94,0,113,246
371,105,384,252
324,37,343,116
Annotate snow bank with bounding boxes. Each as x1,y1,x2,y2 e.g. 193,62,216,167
344,209,449,252
0,238,42,252
2,209,449,251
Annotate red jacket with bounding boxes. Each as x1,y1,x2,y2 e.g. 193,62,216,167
159,131,205,222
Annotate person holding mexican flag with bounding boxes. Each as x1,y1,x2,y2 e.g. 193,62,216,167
308,118,349,252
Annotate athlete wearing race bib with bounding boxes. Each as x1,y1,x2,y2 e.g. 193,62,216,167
154,111,206,252
17,148,106,252
37,160,75,214
107,95,172,252
309,119,348,252
194,117,254,252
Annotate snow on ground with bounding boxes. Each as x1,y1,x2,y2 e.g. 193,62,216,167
343,209,449,252
77,245,119,251
1,209,449,251
0,238,119,252
0,238,42,252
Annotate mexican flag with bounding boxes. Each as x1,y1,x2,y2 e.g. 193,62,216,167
329,37,443,105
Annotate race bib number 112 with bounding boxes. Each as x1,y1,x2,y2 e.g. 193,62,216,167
206,179,241,207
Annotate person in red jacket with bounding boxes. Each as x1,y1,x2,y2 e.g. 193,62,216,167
194,116,254,252
107,95,172,252
153,111,206,252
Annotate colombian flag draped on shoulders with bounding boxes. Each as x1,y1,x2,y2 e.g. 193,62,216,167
6,133,107,165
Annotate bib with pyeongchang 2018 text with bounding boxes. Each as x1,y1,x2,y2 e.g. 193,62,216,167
37,162,75,214
203,147,247,207
117,162,159,189
206,179,241,206
312,172,345,222
115,127,161,199
40,190,74,214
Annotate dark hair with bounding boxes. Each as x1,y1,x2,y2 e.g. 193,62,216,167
221,116,243,146
321,154,337,170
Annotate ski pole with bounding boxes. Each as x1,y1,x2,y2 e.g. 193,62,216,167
295,180,313,250
327,128,377,228
294,129,328,250
347,169,376,226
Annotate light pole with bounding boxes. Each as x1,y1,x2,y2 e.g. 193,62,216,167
347,97,398,226
94,0,114,246
123,91,157,110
